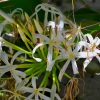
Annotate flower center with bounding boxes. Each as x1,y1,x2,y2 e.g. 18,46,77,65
69,52,74,58
34,89,39,94
90,43,97,52
49,40,54,45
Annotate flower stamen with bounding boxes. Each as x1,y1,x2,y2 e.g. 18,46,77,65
34,89,39,94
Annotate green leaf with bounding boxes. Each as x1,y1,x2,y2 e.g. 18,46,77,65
67,8,100,22
81,21,100,37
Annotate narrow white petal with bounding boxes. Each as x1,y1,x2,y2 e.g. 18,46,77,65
0,24,3,36
55,93,61,100
68,47,72,52
44,11,48,26
25,93,34,100
57,19,64,30
51,84,56,100
39,93,51,100
47,45,53,64
0,89,14,94
94,37,100,46
85,34,93,43
11,51,25,64
54,44,65,52
56,54,68,60
0,9,16,24
0,65,17,73
39,88,51,92
95,49,100,54
41,5,62,17
16,78,29,90
15,70,26,78
71,59,79,74
19,87,33,93
35,94,38,100
9,95,14,100
0,81,6,87
32,77,37,89
74,41,90,52
32,42,47,62
77,52,97,59
0,51,9,65
12,71,22,83
11,8,23,16
46,60,55,71
35,34,49,42
83,58,92,70
58,60,70,81
76,52,88,58
96,73,100,75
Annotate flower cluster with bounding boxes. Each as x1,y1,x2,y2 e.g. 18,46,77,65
0,3,100,100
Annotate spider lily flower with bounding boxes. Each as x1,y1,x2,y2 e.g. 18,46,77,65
32,20,65,63
0,78,29,100
55,41,93,81
66,25,84,44
19,77,61,100
0,51,26,85
83,34,100,71
32,20,65,71
64,17,84,44
19,77,51,100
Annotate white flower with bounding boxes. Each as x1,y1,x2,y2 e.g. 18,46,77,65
56,41,93,81
19,77,51,100
0,78,29,100
0,51,26,85
19,77,61,100
83,34,100,71
64,18,84,44
32,21,65,71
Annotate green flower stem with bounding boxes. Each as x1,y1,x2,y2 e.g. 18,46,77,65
56,64,71,79
52,67,60,91
1,38,31,56
52,68,56,84
39,71,50,88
